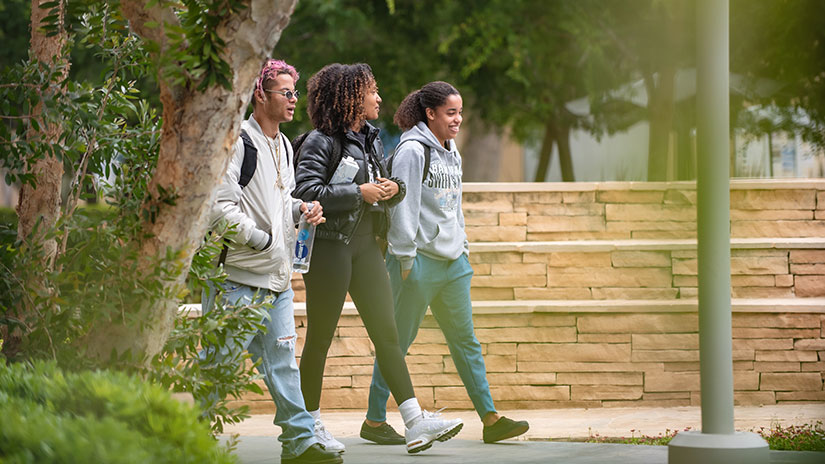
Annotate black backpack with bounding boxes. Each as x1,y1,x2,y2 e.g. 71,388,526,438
385,140,431,184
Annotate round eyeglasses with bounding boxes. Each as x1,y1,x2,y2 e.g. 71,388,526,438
265,89,300,100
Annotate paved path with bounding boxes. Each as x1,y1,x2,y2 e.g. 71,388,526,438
223,404,825,463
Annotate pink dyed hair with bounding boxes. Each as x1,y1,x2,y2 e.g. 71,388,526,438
255,59,299,96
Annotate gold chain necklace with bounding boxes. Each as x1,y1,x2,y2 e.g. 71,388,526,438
266,133,284,190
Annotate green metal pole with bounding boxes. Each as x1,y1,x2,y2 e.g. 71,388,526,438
669,2,768,461
696,0,734,435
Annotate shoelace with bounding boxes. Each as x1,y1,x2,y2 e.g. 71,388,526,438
421,407,447,420
314,420,334,441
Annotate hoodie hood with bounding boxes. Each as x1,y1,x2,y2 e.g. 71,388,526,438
399,121,457,155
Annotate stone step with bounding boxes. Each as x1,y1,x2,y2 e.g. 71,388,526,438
469,237,825,253
181,297,825,317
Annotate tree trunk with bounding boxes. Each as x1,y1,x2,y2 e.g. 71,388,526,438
534,122,556,182
3,0,68,359
646,66,677,181
82,0,298,363
553,121,575,182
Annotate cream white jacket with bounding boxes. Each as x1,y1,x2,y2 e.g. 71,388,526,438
211,116,303,292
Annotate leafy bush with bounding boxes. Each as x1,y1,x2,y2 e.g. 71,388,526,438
0,360,236,464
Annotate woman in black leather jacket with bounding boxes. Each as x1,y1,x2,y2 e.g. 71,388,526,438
292,63,463,453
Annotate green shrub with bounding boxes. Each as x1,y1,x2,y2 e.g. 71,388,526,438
0,360,237,464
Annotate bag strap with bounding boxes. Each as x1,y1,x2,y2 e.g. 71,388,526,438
238,129,257,188
390,140,430,183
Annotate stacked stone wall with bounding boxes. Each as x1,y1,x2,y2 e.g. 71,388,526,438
234,180,825,412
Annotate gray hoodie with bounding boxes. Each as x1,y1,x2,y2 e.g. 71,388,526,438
387,121,468,271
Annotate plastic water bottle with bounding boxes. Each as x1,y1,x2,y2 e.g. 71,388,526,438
293,203,316,273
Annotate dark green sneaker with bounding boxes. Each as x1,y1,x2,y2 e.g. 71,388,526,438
360,421,406,445
482,416,530,443
281,443,343,464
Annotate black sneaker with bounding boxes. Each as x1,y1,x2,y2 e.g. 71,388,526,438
360,421,406,445
281,443,344,464
482,416,530,443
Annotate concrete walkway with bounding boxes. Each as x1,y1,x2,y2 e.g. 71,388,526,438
223,404,825,463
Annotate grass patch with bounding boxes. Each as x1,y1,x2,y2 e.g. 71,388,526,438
581,421,825,451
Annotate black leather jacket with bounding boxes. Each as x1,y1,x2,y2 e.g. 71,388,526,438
293,123,406,244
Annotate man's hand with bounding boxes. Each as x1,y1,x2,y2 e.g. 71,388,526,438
302,201,325,226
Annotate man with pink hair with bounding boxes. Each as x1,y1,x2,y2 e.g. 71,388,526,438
205,59,341,464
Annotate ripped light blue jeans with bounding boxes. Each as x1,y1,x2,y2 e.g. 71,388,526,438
201,281,317,459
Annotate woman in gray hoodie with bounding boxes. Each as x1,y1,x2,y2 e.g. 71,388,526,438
363,82,530,445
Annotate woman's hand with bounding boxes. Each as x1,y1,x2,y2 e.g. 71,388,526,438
359,183,384,204
302,201,325,226
376,177,399,201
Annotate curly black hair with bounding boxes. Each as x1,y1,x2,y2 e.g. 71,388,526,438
306,63,375,136
393,81,460,131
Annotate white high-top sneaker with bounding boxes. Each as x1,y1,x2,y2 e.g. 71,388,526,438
404,409,464,454
313,418,346,453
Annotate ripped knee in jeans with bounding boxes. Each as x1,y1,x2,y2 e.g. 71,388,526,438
276,334,297,350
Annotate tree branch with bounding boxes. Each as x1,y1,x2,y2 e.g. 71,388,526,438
120,0,179,53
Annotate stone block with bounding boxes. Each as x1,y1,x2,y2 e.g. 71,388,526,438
518,361,664,373
527,215,605,233
664,362,699,371
730,189,816,210
463,192,514,212
643,392,691,400
612,251,671,267
469,251,522,264
673,275,697,287
597,190,664,203
406,355,443,365
318,388,369,409
819,191,825,207
556,372,643,385
546,267,672,288
323,364,375,376
754,362,800,372
414,328,447,344
514,287,593,299
734,371,760,390
475,327,577,343
528,314,579,327
563,191,597,203
775,274,794,287
337,327,369,338
543,252,612,267
572,385,643,401
463,211,499,226
731,220,825,238
663,189,697,205
471,314,532,328
632,333,698,350
487,372,557,385
491,263,546,275
466,225,526,242
517,343,631,362
531,203,604,216
487,343,517,355
732,287,795,298
730,209,814,220
328,337,373,357
755,350,818,362
800,360,825,373
320,377,352,389
633,230,696,239
606,221,696,232
530,231,633,241
733,339,793,350
577,314,697,334
409,373,463,386
795,339,825,350
632,350,699,362
471,287,514,301
489,385,570,401
577,333,632,343
817,210,825,220
591,288,679,300
605,204,695,222
733,314,822,328
325,356,375,366
605,399,692,408
446,354,515,373
672,258,697,275
776,391,825,401
472,263,492,275
733,328,820,339
471,274,547,288
734,392,776,406
791,264,825,274
734,349,756,361
730,256,789,275
790,250,825,264
513,191,562,206
408,344,451,355
645,372,699,392
499,212,527,226
731,275,777,287
760,373,823,391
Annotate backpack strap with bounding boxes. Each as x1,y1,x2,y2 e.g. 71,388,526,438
390,140,431,184
238,129,257,188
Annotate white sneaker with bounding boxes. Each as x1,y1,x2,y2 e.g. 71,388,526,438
405,409,464,454
313,418,345,453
